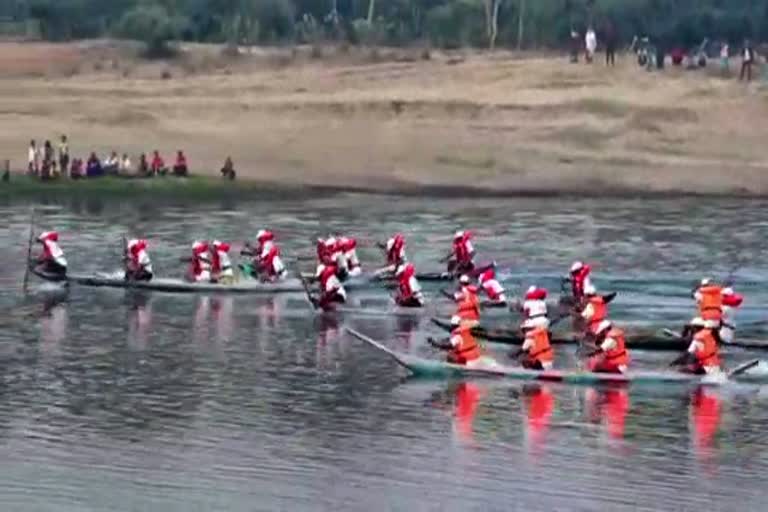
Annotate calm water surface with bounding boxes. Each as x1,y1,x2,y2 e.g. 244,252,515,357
1,194,767,511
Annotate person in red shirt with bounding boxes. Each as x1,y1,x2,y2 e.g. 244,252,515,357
150,150,167,176
173,150,189,176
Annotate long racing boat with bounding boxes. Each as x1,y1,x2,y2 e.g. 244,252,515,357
430,318,768,351
345,328,762,385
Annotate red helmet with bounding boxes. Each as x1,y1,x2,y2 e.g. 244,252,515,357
38,231,59,242
479,269,495,284
213,240,230,252
256,229,274,243
524,286,547,300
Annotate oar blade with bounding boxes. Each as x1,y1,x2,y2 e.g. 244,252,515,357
728,358,760,378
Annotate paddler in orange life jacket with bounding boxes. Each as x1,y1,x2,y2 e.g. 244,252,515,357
580,284,609,338
427,315,483,367
210,240,234,284
670,317,722,375
446,230,475,275
323,236,350,281
395,263,424,307
338,236,362,277
585,320,630,374
450,275,481,326
520,285,550,329
313,260,347,310
188,240,211,282
124,238,153,282
478,268,506,307
250,229,286,281
34,231,68,277
509,319,554,370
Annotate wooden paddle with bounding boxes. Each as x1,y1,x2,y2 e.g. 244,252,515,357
728,359,760,378
295,265,319,311
21,208,35,293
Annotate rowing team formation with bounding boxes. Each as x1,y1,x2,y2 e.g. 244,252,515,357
32,229,748,377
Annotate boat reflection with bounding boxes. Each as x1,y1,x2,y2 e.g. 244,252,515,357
40,293,68,348
585,385,630,442
522,384,554,457
126,291,152,348
690,386,721,471
211,296,235,343
452,381,483,445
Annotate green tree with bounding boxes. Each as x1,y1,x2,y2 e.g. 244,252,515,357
116,2,188,57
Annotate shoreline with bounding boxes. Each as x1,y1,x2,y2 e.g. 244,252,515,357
2,174,764,201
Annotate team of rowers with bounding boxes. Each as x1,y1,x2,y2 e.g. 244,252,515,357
32,229,744,377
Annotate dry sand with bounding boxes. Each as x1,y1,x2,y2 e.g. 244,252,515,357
1,41,767,196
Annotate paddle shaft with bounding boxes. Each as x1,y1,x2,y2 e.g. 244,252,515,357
21,208,35,293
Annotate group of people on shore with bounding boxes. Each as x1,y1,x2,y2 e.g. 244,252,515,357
27,135,192,179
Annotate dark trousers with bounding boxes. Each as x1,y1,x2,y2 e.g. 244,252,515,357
740,61,753,81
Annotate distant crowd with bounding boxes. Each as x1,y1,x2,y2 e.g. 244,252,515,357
569,24,759,81
25,135,237,181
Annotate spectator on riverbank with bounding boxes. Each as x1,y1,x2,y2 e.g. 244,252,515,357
86,152,103,177
137,153,150,176
585,27,597,63
103,151,119,174
41,140,54,179
221,156,236,180
173,150,188,176
150,150,167,176
720,42,730,76
604,23,617,67
740,40,755,81
119,154,132,174
70,158,83,179
569,29,580,62
58,135,69,176
28,140,39,175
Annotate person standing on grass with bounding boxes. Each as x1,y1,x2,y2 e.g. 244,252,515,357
41,140,54,179
570,29,580,63
740,40,755,81
720,42,730,76
604,22,617,67
585,27,597,63
58,135,69,177
28,140,39,175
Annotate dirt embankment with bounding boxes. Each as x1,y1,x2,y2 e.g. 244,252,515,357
1,40,767,196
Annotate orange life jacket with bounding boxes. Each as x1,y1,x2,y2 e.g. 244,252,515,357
693,329,720,368
698,285,723,322
604,328,629,367
456,289,480,322
448,325,481,364
525,327,554,366
586,296,607,329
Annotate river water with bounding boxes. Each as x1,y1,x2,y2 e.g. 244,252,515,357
1,194,767,511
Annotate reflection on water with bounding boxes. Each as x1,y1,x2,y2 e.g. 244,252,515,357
1,195,768,511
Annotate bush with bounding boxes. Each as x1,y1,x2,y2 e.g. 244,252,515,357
425,1,485,49
116,4,187,58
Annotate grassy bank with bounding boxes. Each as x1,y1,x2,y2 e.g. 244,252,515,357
2,42,768,197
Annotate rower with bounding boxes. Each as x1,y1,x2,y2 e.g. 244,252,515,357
314,260,347,309
253,230,286,282
520,285,549,329
324,237,349,281
447,230,475,275
338,236,362,277
34,231,67,277
124,238,153,282
509,320,554,370
395,263,424,307
188,240,211,282
720,287,744,344
694,278,724,327
567,261,593,303
211,240,234,284
376,233,407,276
478,268,506,307
580,284,608,339
586,320,630,374
428,316,483,367
448,275,481,326
670,317,722,375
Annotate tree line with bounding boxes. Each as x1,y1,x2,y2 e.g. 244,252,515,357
5,0,768,55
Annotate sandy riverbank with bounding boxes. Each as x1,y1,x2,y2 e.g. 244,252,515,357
1,41,767,196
